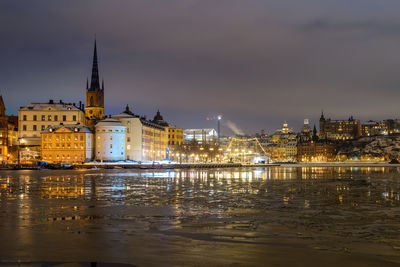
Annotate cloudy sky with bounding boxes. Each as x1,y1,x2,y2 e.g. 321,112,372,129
2,0,400,135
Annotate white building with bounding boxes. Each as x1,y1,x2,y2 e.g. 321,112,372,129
18,100,86,162
184,128,218,144
112,106,168,162
95,118,126,161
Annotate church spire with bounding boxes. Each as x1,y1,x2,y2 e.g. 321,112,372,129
89,39,100,91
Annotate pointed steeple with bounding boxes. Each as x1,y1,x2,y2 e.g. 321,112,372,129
312,125,318,141
102,79,104,91
86,78,89,90
320,109,325,121
89,39,100,91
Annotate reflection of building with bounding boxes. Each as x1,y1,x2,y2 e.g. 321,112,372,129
184,129,218,144
85,40,105,120
297,127,336,162
112,106,168,161
18,100,86,162
95,118,126,161
41,124,93,164
319,112,361,140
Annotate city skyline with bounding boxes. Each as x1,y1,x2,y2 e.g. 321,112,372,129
2,1,400,134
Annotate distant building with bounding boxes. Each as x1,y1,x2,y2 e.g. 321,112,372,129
95,118,126,161
41,124,93,164
18,100,86,162
112,106,168,161
319,112,361,140
184,129,218,144
297,127,336,162
85,40,105,120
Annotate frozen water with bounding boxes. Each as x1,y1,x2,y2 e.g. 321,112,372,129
0,167,400,266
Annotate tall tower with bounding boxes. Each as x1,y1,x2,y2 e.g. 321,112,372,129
86,39,105,120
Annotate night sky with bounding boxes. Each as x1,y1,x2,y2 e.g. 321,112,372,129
2,0,400,135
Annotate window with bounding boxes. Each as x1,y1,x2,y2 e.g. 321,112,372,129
90,96,94,106
73,115,76,121
110,144,113,149
23,125,27,131
63,115,66,121
48,115,52,121
23,115,27,121
41,115,45,121
127,137,130,142
33,125,37,131
127,145,131,150
110,136,113,140
80,136,83,141
41,125,45,131
33,115,37,121
54,115,58,121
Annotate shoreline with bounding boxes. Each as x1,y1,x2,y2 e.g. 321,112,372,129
3,162,400,170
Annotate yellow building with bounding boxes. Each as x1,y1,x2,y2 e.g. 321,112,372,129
0,95,8,162
18,100,86,162
41,124,93,164
168,126,183,160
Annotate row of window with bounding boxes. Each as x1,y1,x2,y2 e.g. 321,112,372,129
43,154,84,160
22,114,77,122
96,129,124,133
43,135,84,141
43,143,85,149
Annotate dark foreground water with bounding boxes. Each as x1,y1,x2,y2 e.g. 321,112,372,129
1,167,400,266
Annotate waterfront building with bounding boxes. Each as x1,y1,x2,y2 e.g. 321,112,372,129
85,40,105,120
95,118,126,161
41,124,93,164
319,112,361,140
267,122,297,161
6,116,18,163
297,127,336,162
167,126,184,161
184,129,218,144
18,100,86,162
0,95,8,162
112,106,168,161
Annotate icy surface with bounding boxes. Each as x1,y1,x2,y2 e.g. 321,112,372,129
0,167,400,266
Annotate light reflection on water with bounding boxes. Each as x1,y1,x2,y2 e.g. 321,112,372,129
1,167,400,264
1,167,400,205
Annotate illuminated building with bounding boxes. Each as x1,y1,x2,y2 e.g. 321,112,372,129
112,106,168,161
297,127,336,162
184,129,218,144
95,118,126,161
18,100,86,162
0,95,8,162
319,112,361,140
167,126,184,161
41,124,93,164
267,122,297,161
85,40,105,120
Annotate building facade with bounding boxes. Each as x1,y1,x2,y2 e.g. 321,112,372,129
184,129,218,144
18,100,86,162
0,95,8,162
95,118,126,161
112,106,168,162
297,128,336,162
41,124,93,164
319,112,361,140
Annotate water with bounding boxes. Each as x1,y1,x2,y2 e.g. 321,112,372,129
0,167,400,266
